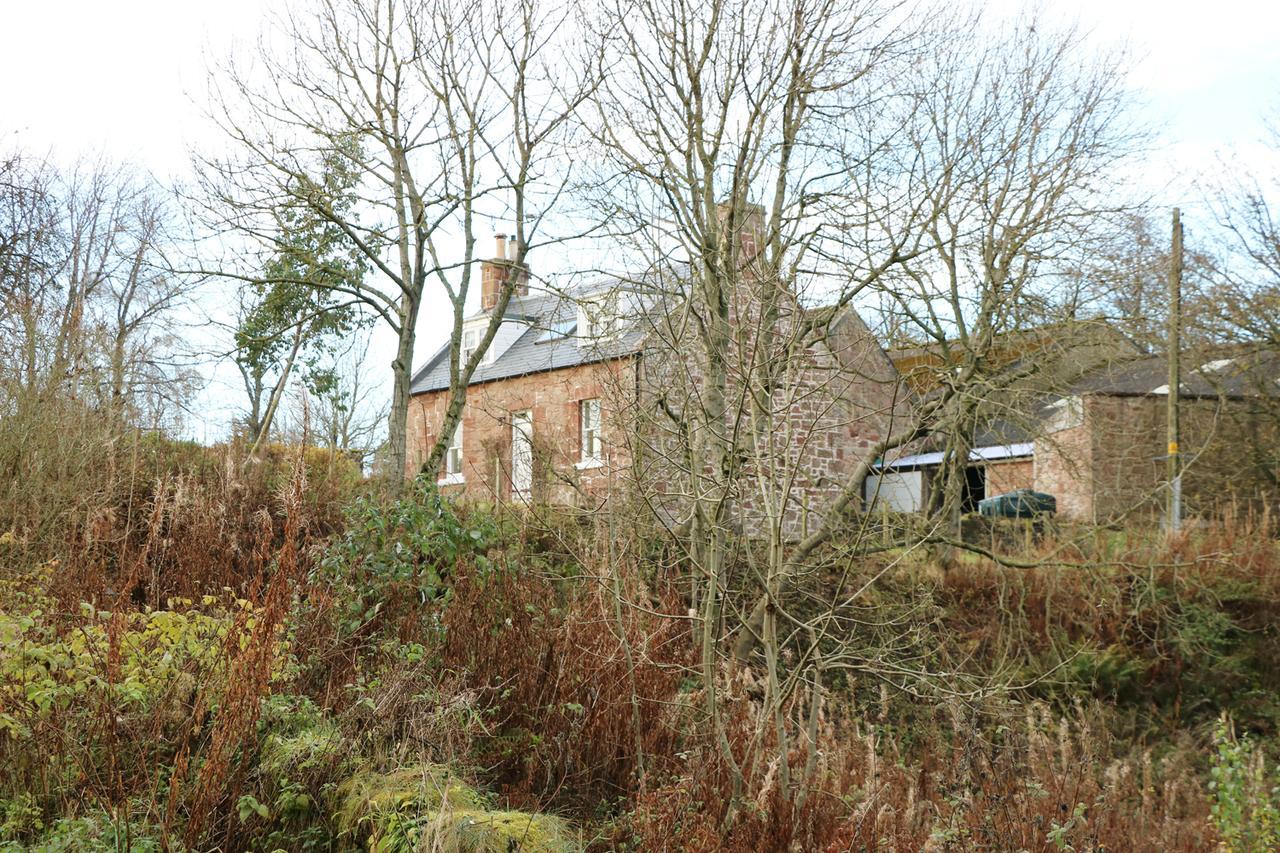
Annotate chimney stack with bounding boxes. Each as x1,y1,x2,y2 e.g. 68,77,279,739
716,200,765,261
481,232,530,312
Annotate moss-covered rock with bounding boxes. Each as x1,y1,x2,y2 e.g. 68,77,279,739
431,809,578,852
334,764,577,852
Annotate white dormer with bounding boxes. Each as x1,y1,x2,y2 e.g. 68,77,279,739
1044,395,1083,434
577,291,620,344
460,324,484,366
490,318,525,361
461,314,528,368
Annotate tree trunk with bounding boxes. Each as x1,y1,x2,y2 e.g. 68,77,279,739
109,330,128,414
250,325,305,457
386,304,418,489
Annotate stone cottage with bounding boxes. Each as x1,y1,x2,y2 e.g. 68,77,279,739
405,235,907,536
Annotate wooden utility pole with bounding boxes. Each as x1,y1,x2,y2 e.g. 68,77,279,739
1166,208,1183,532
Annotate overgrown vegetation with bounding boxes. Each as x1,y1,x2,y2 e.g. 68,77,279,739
2,437,1278,850
6,0,1280,847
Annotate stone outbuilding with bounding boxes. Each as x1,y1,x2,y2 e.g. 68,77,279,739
869,349,1280,523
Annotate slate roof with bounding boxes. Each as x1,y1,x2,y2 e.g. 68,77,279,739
939,350,1280,456
408,287,647,395
887,319,1143,395
973,418,1035,446
1066,350,1280,399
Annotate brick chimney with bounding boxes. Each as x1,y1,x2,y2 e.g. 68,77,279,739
480,233,530,312
715,201,765,261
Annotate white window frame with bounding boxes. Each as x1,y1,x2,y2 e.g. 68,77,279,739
576,398,604,469
577,296,618,344
510,410,533,500
460,327,480,366
439,420,465,485
462,323,500,366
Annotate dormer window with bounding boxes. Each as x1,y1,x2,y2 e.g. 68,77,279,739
461,323,498,367
537,318,578,342
461,327,480,365
578,294,618,344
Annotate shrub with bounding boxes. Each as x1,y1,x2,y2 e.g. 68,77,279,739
0,566,256,804
311,477,499,643
1209,715,1280,852
0,809,172,852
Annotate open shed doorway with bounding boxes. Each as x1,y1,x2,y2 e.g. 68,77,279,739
961,465,986,514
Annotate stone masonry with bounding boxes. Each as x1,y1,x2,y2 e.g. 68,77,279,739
406,356,636,506
1034,393,1280,523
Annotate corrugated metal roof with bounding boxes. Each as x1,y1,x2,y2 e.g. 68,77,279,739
879,442,1034,471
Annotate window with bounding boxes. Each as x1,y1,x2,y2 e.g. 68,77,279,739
443,420,464,482
511,410,533,499
537,318,578,342
461,327,480,365
463,324,500,365
577,296,617,344
579,398,602,465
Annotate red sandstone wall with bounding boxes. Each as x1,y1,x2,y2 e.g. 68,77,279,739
1033,393,1280,523
1034,413,1095,522
1084,394,1280,522
632,304,910,540
986,459,1034,497
405,356,636,506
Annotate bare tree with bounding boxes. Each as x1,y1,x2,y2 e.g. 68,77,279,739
0,145,200,548
580,3,1140,831
1190,115,1280,480
873,14,1137,542
0,150,60,402
278,330,388,465
0,150,196,425
198,0,595,487
584,0,936,822
1204,117,1280,352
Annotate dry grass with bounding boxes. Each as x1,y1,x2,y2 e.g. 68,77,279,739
3,454,1276,849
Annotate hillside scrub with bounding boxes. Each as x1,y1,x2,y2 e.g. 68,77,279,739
2,459,1279,849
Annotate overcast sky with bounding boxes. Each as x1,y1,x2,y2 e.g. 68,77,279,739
3,0,1278,439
